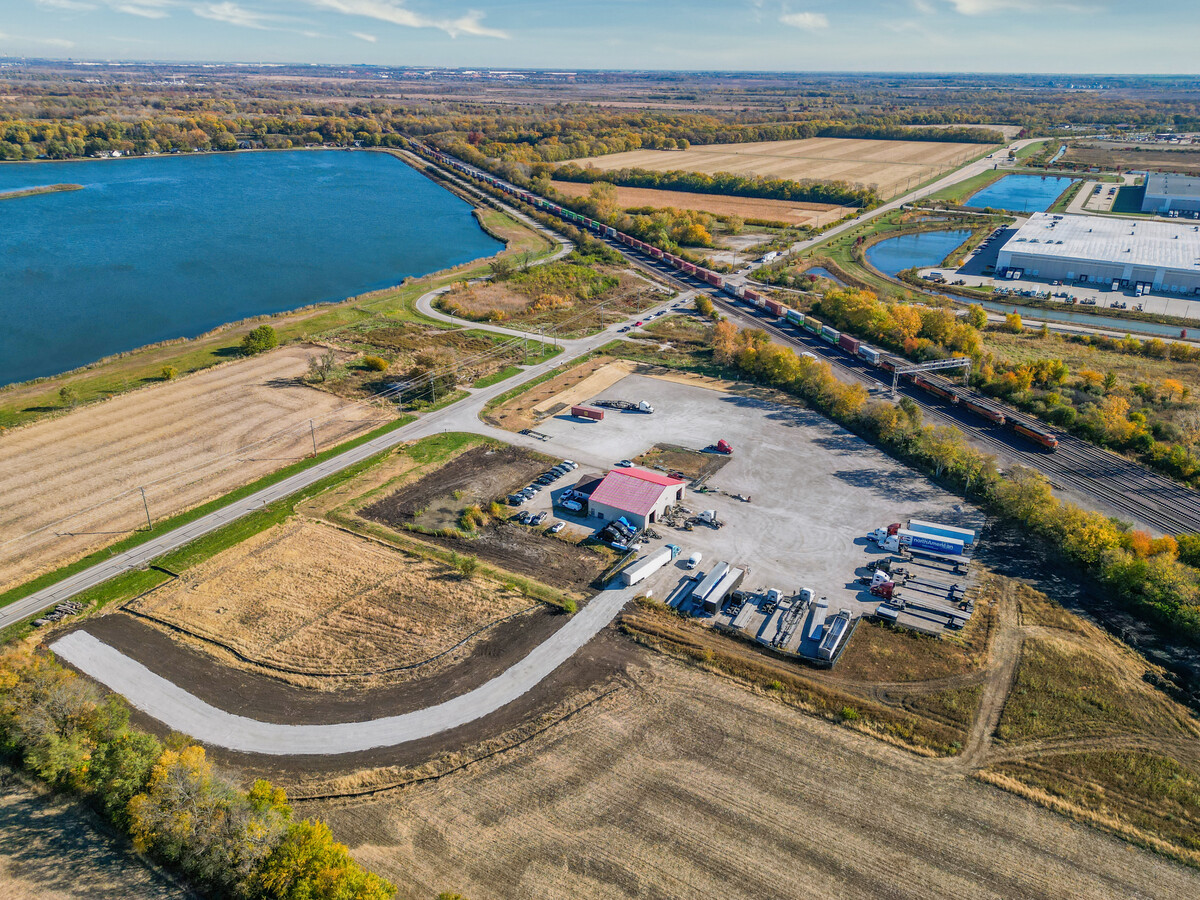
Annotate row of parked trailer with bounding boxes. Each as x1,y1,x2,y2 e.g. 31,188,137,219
419,143,1059,452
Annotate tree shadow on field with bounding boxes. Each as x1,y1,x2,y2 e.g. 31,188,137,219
214,346,243,358
264,377,303,389
832,467,941,501
0,771,189,899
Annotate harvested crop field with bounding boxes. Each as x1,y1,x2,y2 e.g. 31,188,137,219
550,180,851,226
127,520,532,681
570,138,984,198
1062,143,1200,176
0,345,389,594
0,768,187,899
318,657,1200,900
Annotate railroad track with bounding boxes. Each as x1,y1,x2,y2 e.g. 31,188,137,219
596,237,1200,534
426,152,1200,536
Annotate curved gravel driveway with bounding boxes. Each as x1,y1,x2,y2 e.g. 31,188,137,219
51,583,638,755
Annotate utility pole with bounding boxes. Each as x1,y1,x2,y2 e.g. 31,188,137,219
309,419,317,457
140,487,152,531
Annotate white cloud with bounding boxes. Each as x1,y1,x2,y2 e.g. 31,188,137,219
945,0,1096,12
36,0,97,10
298,0,508,38
350,30,376,41
112,0,173,18
0,29,76,47
911,0,935,13
780,11,829,30
193,1,277,28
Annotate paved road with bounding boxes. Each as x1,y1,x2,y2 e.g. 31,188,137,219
0,286,681,632
51,582,641,755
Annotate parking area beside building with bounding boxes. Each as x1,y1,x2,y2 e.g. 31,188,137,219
519,372,983,624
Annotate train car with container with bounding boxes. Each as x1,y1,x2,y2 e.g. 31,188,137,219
418,144,1061,453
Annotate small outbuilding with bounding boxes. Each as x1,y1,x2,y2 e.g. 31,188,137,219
587,467,685,530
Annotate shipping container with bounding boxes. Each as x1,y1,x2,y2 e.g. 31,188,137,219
908,518,977,548
804,316,822,335
820,325,841,344
764,298,786,317
703,272,723,288
570,405,604,421
857,345,880,365
785,309,805,327
838,334,861,354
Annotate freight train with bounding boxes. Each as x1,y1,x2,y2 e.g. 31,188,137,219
417,144,1060,452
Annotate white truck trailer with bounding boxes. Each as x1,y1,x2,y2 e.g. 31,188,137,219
618,545,677,587
907,519,976,549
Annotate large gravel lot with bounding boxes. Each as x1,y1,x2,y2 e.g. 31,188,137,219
523,373,983,615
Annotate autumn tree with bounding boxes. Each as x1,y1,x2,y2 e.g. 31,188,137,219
253,820,394,900
966,304,988,329
1003,312,1023,334
241,324,278,356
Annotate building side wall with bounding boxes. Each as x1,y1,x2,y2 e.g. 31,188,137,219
1143,192,1200,215
1001,251,1200,293
588,485,683,530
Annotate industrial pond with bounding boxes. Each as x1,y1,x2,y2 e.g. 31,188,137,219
0,150,504,386
865,229,971,276
965,174,1077,213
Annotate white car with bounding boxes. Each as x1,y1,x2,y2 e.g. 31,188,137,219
615,459,634,468
548,521,565,534
686,552,702,569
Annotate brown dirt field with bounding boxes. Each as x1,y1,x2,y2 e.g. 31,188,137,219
571,138,984,198
550,180,851,226
632,443,728,481
0,768,189,900
0,345,389,593
1064,144,1200,176
317,656,1200,900
361,443,545,532
126,520,533,682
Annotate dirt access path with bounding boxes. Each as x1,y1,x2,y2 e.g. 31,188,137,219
0,345,388,593
961,583,1023,768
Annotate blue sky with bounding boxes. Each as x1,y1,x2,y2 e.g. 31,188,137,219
2,0,1197,73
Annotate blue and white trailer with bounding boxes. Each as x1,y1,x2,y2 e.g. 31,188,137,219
896,528,965,556
907,519,976,549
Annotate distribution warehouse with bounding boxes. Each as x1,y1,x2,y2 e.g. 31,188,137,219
997,212,1200,295
1141,173,1200,215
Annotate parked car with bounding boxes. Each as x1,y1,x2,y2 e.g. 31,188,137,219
531,511,548,526
560,499,583,512
526,484,541,493
508,494,525,506
615,459,634,468
514,511,531,524
561,460,577,469
547,521,565,534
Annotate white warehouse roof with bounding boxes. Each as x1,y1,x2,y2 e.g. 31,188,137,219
1000,212,1200,272
1145,173,1200,200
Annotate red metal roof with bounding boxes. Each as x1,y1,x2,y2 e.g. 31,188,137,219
588,468,684,516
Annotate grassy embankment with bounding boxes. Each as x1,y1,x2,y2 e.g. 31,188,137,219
0,183,82,201
0,206,554,431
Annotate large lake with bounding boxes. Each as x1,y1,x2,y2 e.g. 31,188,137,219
0,150,504,386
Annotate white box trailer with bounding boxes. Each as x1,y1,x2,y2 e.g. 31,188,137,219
807,598,829,641
907,519,976,548
618,547,674,587
690,561,730,609
818,610,851,661
704,566,745,615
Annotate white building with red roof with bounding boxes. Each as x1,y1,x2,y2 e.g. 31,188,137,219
586,467,686,530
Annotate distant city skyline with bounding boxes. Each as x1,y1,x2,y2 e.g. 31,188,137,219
2,0,1198,74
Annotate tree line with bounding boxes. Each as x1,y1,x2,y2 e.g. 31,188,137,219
0,646,395,899
707,320,1200,644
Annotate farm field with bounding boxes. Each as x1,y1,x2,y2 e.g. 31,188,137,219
318,656,1200,900
550,179,851,226
0,345,389,594
570,137,985,198
0,768,188,900
126,519,534,683
1062,143,1200,176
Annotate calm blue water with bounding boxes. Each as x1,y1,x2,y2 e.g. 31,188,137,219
965,174,1077,212
0,150,504,386
865,229,971,276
